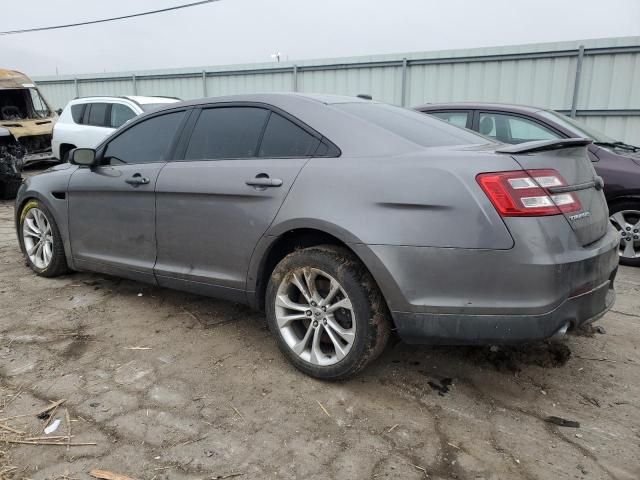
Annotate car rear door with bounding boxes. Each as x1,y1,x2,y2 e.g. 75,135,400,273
498,139,609,246
68,109,188,282
81,102,117,148
154,105,321,300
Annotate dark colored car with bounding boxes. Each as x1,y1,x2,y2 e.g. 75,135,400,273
416,102,640,266
15,94,618,379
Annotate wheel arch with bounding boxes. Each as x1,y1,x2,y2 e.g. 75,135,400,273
15,192,73,268
607,194,640,210
59,143,77,160
247,223,396,325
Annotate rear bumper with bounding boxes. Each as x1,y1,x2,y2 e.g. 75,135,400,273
393,275,616,344
351,219,620,345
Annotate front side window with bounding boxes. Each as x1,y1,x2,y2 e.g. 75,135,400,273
87,103,109,127
429,111,470,129
110,104,137,128
185,107,269,160
478,112,561,144
259,113,318,157
104,111,185,165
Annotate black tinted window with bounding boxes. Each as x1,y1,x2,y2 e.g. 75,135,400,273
258,113,318,157
185,107,269,160
70,104,85,124
110,104,137,128
87,103,109,127
105,111,185,164
337,103,486,147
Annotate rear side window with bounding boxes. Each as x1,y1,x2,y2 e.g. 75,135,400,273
87,103,109,127
428,111,470,129
478,112,561,144
110,104,137,128
70,104,85,124
336,103,486,147
185,107,269,160
259,113,318,157
104,111,185,164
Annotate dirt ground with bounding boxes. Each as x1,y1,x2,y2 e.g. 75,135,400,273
0,194,639,480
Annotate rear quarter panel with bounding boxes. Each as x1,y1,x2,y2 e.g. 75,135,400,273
269,148,518,249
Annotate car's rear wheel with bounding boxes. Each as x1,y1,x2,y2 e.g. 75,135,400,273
18,200,68,277
609,201,640,267
265,245,390,380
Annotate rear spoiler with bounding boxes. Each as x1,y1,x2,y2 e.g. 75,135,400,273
495,138,592,154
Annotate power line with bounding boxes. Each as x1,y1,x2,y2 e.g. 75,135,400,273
0,0,221,36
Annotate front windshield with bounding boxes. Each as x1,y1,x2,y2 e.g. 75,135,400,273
538,110,615,143
28,88,52,118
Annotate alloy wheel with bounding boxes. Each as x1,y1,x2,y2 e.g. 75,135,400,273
22,208,54,269
610,210,640,260
274,267,356,366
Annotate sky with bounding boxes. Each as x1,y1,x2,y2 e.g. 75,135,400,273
1,0,639,77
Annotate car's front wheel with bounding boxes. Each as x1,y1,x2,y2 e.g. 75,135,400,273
609,201,640,267
18,199,68,277
266,245,390,380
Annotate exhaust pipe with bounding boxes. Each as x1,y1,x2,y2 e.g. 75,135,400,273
549,322,570,342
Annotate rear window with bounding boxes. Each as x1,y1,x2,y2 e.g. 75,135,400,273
185,107,269,160
336,103,487,147
87,103,109,127
70,104,85,124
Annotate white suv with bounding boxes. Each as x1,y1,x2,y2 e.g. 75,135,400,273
52,96,180,160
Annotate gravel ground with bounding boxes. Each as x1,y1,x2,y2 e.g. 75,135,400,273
0,195,639,480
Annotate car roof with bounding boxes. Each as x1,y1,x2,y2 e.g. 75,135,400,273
168,92,372,109
415,101,547,114
69,95,180,105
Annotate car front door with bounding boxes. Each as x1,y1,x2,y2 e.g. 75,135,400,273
475,111,562,144
154,105,321,301
425,110,472,129
67,109,187,283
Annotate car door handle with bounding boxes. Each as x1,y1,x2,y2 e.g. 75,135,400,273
245,177,283,188
125,174,150,186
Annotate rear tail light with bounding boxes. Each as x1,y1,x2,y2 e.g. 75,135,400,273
477,169,581,217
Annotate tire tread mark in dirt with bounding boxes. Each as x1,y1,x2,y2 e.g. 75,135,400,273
460,376,620,480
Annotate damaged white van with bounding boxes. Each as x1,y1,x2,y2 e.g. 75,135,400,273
0,69,56,165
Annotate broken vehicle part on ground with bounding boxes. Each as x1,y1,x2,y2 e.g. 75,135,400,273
0,126,24,199
0,69,56,165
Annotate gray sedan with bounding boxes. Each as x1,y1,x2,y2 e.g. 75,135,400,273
15,94,618,379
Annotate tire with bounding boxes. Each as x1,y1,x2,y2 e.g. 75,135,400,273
609,200,640,267
265,245,391,380
18,199,69,277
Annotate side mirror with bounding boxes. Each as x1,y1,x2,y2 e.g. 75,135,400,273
70,148,97,167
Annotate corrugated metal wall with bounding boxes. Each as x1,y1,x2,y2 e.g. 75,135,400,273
34,36,640,145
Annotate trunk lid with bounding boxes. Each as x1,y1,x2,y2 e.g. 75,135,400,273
496,139,609,246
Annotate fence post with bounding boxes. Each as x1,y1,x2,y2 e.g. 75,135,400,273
570,45,585,118
400,58,408,107
292,65,298,92
132,74,137,95
73,78,79,98
202,70,207,97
